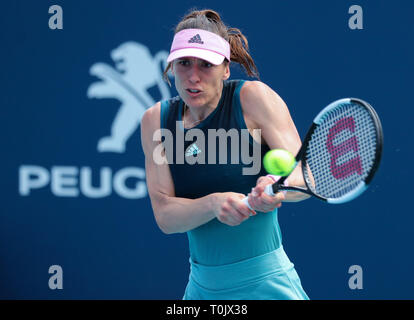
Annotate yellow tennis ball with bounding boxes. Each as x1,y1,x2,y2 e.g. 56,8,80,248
263,149,296,176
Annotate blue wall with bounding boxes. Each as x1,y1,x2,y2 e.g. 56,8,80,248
1,0,413,299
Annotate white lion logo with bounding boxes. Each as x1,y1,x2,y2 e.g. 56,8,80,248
87,42,171,153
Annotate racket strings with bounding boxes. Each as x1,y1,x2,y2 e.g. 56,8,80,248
304,102,378,199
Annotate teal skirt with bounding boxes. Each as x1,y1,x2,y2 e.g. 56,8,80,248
183,246,309,300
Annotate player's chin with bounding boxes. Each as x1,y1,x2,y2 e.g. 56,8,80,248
183,94,206,107
185,99,205,108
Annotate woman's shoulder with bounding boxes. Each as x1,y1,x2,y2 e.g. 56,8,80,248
238,80,289,129
240,81,280,110
142,96,181,127
240,80,274,98
141,102,161,133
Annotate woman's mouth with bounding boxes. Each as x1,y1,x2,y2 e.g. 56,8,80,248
186,89,202,96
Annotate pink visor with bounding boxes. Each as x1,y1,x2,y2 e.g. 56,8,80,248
167,29,231,65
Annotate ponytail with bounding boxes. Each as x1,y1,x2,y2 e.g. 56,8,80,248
227,27,259,78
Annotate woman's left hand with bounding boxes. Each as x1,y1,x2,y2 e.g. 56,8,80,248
247,176,285,213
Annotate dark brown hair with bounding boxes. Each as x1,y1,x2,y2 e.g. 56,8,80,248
163,9,259,84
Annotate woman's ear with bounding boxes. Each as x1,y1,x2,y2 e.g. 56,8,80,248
222,61,230,80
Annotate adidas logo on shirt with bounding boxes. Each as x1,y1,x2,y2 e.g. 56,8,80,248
185,143,202,157
188,34,204,44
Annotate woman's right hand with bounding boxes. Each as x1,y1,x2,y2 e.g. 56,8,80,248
212,192,257,227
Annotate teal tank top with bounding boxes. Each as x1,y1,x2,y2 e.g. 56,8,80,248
160,80,283,266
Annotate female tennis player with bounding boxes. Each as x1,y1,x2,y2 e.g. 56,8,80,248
141,9,310,300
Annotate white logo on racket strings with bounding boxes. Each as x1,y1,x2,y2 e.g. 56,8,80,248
153,123,262,175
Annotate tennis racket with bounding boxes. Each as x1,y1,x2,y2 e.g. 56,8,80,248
242,98,383,207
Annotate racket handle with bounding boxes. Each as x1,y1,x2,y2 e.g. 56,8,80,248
242,184,275,214
241,197,252,210
264,184,275,196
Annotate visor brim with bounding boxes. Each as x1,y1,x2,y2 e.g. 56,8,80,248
167,48,226,65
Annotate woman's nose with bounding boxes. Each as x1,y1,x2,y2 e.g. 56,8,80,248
188,65,201,83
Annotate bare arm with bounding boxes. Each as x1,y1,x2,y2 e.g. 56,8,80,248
141,103,254,234
241,81,310,203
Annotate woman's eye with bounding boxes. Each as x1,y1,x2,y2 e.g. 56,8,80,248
179,60,190,66
203,62,213,68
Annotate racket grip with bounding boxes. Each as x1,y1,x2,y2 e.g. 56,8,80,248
242,184,275,215
264,184,275,196
241,197,252,210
